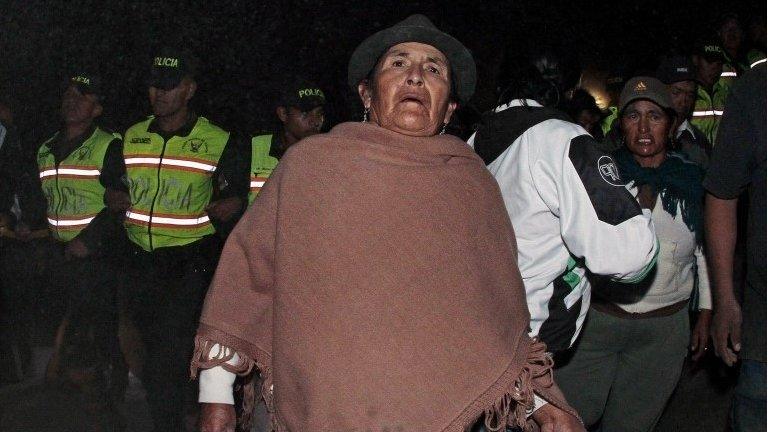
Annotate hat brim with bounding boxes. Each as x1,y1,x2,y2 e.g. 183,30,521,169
291,97,326,112
68,82,99,96
700,53,725,63
148,70,184,90
347,23,476,104
657,74,696,85
619,96,677,119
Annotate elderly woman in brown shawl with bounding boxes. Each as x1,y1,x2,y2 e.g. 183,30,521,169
191,14,583,432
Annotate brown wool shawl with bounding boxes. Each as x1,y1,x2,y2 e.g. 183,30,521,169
191,122,577,431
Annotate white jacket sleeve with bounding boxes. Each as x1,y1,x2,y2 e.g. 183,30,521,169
695,246,712,310
198,344,239,404
531,122,658,281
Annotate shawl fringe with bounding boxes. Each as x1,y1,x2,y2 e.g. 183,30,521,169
190,336,275,432
481,339,554,432
191,336,570,432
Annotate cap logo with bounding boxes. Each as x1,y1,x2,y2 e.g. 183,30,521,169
634,81,647,92
298,88,324,99
676,67,689,73
72,75,90,85
154,57,179,68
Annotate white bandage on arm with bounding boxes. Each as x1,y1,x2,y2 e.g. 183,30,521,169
530,394,548,416
198,344,239,404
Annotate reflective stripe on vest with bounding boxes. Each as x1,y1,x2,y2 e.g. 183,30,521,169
37,128,113,242
47,214,98,228
250,178,267,189
248,134,280,205
751,58,767,68
691,110,724,117
125,210,210,228
124,155,217,173
123,116,229,251
39,166,101,180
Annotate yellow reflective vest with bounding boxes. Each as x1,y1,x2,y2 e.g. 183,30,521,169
248,134,280,205
37,127,115,242
691,80,730,146
747,49,767,69
600,106,618,136
123,116,229,251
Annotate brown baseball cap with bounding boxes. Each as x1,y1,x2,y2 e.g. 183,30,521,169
618,76,674,114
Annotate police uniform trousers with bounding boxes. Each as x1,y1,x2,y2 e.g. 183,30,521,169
126,235,220,432
50,238,126,399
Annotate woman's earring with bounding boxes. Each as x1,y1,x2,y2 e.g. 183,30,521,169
439,123,447,135
362,107,370,123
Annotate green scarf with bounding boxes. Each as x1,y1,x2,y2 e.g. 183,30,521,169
614,148,705,244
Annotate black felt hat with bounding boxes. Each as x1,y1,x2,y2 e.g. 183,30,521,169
347,14,476,104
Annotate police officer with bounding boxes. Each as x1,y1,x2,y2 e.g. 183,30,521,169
656,55,710,168
34,72,127,398
247,78,325,204
691,39,731,145
105,48,247,432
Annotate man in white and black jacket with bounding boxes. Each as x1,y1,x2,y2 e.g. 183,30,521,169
468,62,659,354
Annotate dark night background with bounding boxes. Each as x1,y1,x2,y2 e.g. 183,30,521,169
0,0,764,148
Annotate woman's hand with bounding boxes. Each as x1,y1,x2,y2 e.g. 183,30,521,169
532,403,585,432
200,403,236,432
711,299,742,367
206,197,243,222
691,309,712,361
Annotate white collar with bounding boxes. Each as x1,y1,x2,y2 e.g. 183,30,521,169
675,119,695,138
494,99,543,113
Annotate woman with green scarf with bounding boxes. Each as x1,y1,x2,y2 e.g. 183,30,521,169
555,77,712,432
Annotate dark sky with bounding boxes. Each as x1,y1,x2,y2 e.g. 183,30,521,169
1,0,763,146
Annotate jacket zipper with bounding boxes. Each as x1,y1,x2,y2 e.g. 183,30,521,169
146,137,169,252
54,157,61,239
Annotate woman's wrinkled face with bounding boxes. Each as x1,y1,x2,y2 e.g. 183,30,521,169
358,42,457,137
621,99,672,163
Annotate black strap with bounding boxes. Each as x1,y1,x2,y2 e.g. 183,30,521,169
473,105,571,165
